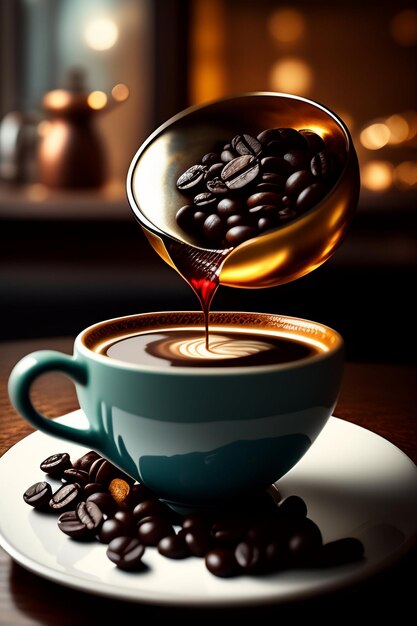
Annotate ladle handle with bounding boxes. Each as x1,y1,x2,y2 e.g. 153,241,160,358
8,350,98,448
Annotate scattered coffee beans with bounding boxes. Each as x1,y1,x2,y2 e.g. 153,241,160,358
175,127,341,248
25,451,364,578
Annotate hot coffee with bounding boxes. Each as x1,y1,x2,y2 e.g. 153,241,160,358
99,328,322,368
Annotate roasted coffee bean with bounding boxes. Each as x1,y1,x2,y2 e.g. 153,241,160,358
248,205,278,217
206,162,224,179
73,450,100,472
211,517,247,546
176,205,195,231
183,527,212,557
89,458,132,486
99,518,134,543
299,129,325,154
133,499,171,521
255,182,283,194
285,170,314,196
107,536,145,571
87,492,118,516
201,152,219,166
193,211,207,229
194,192,217,208
221,149,236,163
225,225,257,246
235,541,262,573
177,164,206,191
63,468,89,486
40,453,72,477
275,128,307,151
204,214,225,241
114,510,136,530
247,191,282,209
257,128,281,146
258,217,277,232
279,495,307,518
137,517,175,546
206,177,228,195
319,537,364,567
182,513,211,531
262,172,285,187
287,518,322,565
265,538,289,569
260,156,291,177
58,511,90,539
124,483,157,509
83,482,106,498
158,534,190,559
246,517,281,546
296,183,326,213
227,214,248,228
217,197,244,217
23,481,52,509
231,134,262,157
76,501,103,530
311,150,337,180
283,149,309,172
222,155,260,189
49,483,81,512
279,207,297,222
205,548,237,577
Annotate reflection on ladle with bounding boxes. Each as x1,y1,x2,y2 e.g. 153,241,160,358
127,93,360,347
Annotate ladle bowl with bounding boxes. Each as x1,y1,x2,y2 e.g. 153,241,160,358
127,92,360,288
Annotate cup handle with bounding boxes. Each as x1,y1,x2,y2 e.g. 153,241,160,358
8,350,97,449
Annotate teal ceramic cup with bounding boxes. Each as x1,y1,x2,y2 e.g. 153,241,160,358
8,311,343,510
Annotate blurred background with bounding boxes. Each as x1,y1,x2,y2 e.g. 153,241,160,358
0,0,416,363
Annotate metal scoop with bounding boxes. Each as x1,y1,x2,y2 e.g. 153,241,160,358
127,92,359,288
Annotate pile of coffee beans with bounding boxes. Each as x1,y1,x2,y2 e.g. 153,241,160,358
23,451,364,577
175,127,341,248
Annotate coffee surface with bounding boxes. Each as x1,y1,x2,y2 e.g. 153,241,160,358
105,329,319,368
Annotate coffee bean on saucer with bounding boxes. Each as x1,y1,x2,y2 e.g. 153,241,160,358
222,155,260,189
23,481,52,509
63,468,89,486
87,492,118,516
107,536,145,571
40,453,72,477
88,458,132,486
311,150,337,180
235,541,263,573
318,537,364,567
58,511,90,539
177,164,206,191
83,482,106,498
76,501,103,531
49,483,81,512
203,214,225,241
158,534,190,559
114,510,136,533
201,152,219,166
211,517,247,546
137,517,175,546
182,527,212,557
287,518,323,565
217,197,244,218
285,170,314,196
99,518,135,543
296,183,326,213
133,499,171,521
225,225,257,246
108,478,130,506
299,129,326,154
73,450,100,472
205,548,238,577
182,513,211,531
124,483,157,509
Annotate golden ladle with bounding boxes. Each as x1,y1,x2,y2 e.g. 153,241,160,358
127,92,360,289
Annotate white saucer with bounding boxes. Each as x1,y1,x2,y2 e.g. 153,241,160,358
1,411,416,607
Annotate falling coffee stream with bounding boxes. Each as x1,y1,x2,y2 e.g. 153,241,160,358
166,240,232,350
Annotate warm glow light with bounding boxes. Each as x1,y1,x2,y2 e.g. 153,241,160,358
87,91,108,110
269,57,313,95
38,120,52,137
402,110,417,140
111,83,129,102
394,161,417,189
390,9,417,46
85,17,119,51
362,161,393,191
26,184,48,203
386,114,409,144
268,8,306,43
360,123,391,150
44,90,71,109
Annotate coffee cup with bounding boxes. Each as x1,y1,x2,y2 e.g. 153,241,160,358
8,311,343,510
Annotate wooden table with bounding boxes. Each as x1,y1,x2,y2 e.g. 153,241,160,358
0,338,416,624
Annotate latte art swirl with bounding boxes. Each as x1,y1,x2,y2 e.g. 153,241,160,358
169,334,275,360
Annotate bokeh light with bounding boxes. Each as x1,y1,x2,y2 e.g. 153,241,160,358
269,57,313,95
390,9,417,46
386,114,409,144
87,91,108,110
111,83,130,102
394,161,417,189
360,123,391,150
85,18,119,51
268,8,306,43
362,161,394,191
